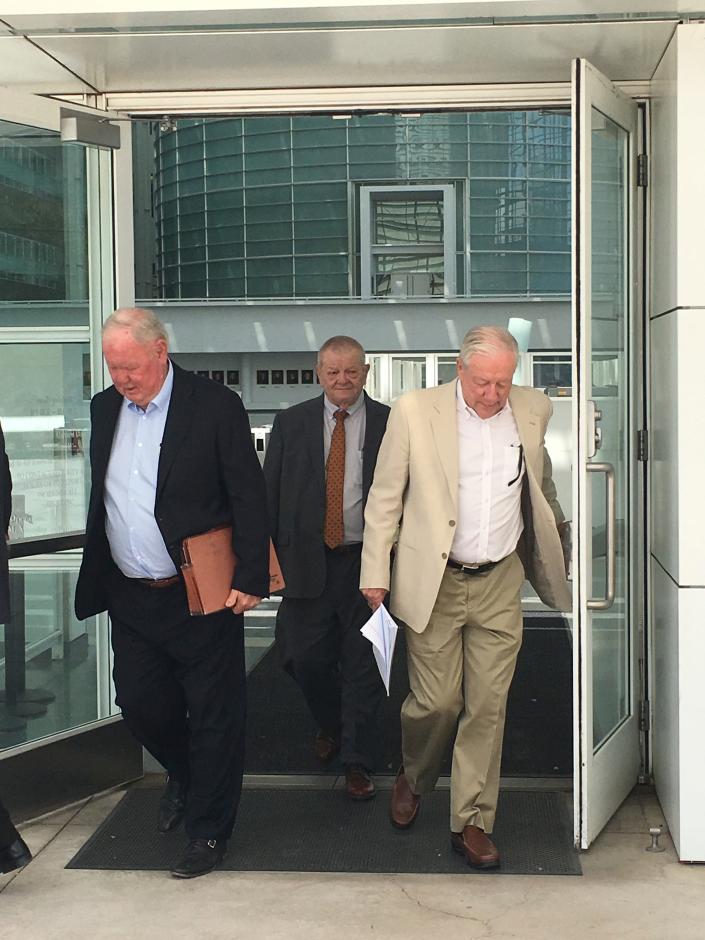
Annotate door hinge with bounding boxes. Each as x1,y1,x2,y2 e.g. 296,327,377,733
637,154,648,187
638,428,649,462
639,699,651,732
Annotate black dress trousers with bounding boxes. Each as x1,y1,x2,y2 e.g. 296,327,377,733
275,545,385,771
108,572,246,842
0,795,20,850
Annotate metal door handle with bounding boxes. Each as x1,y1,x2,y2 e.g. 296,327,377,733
587,461,616,610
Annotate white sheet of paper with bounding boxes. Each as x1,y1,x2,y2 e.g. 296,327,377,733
360,603,398,695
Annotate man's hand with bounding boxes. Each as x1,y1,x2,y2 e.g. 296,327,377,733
225,589,262,615
361,587,386,611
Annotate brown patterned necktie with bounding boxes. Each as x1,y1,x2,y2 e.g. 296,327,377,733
324,409,349,549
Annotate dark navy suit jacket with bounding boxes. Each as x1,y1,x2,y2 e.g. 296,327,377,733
75,362,270,620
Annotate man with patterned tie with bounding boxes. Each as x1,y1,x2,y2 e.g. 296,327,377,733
264,336,389,800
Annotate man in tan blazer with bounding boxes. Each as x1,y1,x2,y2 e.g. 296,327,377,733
360,325,570,870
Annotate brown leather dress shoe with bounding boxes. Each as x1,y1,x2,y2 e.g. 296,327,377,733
313,731,341,763
451,825,500,870
389,767,420,829
344,765,376,801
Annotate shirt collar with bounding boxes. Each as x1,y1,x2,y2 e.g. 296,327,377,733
324,391,365,419
126,360,173,415
455,378,512,422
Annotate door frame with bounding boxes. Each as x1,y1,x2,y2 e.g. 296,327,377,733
1,82,651,840
571,58,647,848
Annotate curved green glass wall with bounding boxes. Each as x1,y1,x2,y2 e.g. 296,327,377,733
150,110,570,300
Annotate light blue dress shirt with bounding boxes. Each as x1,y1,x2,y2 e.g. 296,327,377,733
104,362,178,579
323,391,366,544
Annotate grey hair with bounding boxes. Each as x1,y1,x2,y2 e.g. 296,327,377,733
317,335,366,366
102,307,168,346
458,325,519,367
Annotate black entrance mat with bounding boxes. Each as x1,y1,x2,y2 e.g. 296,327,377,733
66,786,580,875
245,616,573,777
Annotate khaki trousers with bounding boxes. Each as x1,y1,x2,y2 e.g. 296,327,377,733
401,551,524,834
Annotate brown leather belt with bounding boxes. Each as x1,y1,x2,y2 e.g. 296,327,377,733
446,558,500,575
133,574,181,589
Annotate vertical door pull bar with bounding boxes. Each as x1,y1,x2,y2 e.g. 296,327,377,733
587,461,616,610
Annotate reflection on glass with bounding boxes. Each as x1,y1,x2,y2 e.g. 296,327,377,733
533,353,572,392
437,357,458,385
391,357,426,400
374,253,444,297
134,110,571,301
0,565,106,752
365,355,383,402
244,601,277,675
374,198,443,244
0,120,89,327
590,107,629,751
0,344,90,540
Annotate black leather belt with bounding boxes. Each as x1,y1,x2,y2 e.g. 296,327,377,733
132,575,181,589
446,558,500,575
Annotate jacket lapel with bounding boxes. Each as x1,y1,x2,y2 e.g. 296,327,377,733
92,387,123,489
429,381,459,507
156,363,196,499
509,386,540,464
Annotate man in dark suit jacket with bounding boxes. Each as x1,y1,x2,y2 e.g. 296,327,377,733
0,421,33,874
75,307,270,879
263,336,389,800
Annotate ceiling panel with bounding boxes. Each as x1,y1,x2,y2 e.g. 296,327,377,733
0,2,703,31
0,36,96,93
10,19,674,95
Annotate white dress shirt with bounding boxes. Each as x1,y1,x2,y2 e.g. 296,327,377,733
450,379,525,565
323,391,366,545
104,362,177,579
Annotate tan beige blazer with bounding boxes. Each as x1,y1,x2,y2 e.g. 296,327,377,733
360,380,572,633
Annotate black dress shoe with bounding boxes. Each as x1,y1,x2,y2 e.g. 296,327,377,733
0,837,32,874
170,838,226,879
157,776,188,834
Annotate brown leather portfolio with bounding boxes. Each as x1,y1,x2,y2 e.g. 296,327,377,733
180,525,285,616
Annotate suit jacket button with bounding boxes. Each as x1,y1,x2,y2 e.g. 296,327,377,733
449,520,456,526
441,553,447,559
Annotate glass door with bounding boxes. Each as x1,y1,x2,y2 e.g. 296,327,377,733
571,59,642,848
0,90,119,749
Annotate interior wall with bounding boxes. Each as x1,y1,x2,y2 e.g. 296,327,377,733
649,21,705,862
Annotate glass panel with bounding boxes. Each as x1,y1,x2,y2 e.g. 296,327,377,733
437,356,458,385
373,197,443,245
533,354,572,393
0,563,108,750
244,601,277,674
1,343,90,540
373,253,444,297
391,356,426,400
365,355,384,402
134,110,570,303
0,120,89,327
590,107,629,751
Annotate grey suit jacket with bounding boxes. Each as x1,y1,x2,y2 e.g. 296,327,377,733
263,391,390,599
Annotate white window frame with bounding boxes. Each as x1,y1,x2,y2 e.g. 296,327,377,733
359,184,456,299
